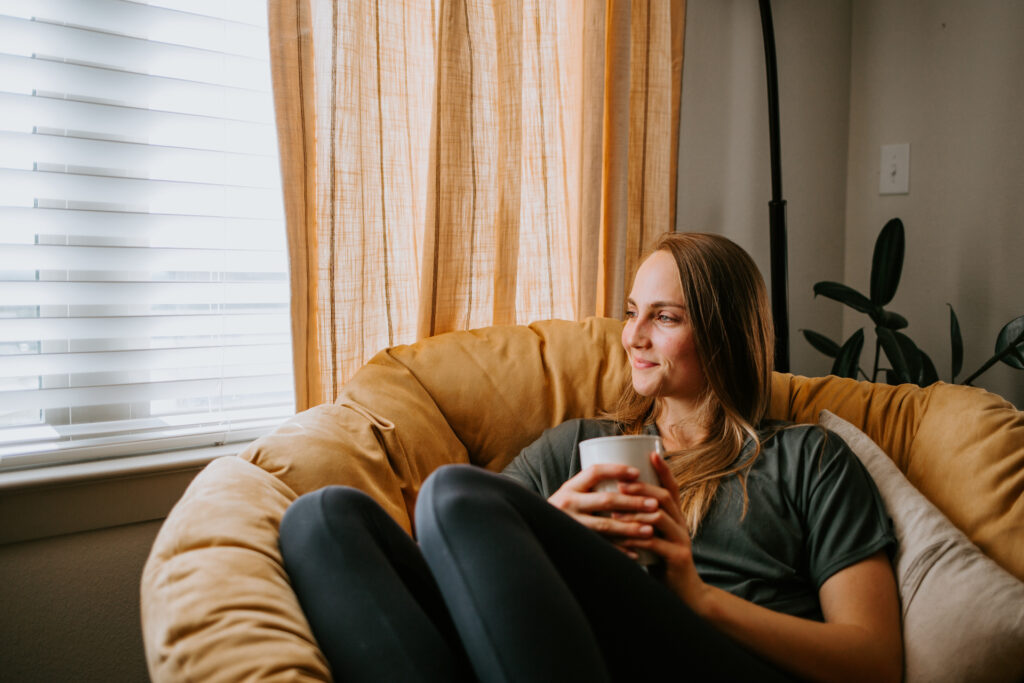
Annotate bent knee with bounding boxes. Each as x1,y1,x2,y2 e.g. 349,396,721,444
424,463,488,490
280,486,380,549
416,464,507,524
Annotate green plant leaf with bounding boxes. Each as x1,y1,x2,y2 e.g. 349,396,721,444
888,330,938,387
948,304,963,379
995,315,1024,370
877,327,911,383
831,329,864,379
813,282,876,316
802,329,841,358
877,310,909,330
918,349,939,386
870,218,905,306
895,331,924,384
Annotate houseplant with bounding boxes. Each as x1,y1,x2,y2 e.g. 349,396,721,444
802,217,1024,387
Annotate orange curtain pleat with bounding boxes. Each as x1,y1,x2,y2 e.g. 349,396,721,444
269,0,685,409
268,0,322,410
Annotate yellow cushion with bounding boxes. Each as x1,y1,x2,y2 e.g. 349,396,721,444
142,317,1023,682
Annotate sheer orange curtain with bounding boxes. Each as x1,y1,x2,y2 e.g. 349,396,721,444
269,0,685,410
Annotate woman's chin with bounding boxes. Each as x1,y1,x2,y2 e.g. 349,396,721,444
631,381,658,397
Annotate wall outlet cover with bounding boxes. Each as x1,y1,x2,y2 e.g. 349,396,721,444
880,143,910,195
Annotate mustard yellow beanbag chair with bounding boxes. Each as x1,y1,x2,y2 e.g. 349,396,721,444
141,318,1024,681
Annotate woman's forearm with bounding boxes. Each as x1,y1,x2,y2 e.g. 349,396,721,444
695,578,901,683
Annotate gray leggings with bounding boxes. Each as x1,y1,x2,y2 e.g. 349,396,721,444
278,464,794,682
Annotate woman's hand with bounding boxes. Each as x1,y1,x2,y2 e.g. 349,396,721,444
618,453,712,614
548,463,660,557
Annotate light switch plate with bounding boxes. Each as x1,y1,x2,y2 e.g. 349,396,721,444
880,143,910,194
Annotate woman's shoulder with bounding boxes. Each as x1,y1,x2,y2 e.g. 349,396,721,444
760,420,841,451
755,421,857,477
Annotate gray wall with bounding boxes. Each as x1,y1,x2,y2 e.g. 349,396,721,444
0,461,205,682
677,0,1023,406
0,521,159,682
844,0,1023,405
677,0,854,380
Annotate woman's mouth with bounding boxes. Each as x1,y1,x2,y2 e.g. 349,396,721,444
631,357,658,369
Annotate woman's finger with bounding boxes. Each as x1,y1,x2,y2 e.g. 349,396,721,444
646,508,689,543
573,489,659,515
566,463,641,491
617,479,686,527
650,451,679,497
616,508,689,550
649,453,688,526
621,515,689,557
569,511,655,539
610,510,660,524
549,464,645,516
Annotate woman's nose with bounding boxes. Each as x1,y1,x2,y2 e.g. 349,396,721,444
624,318,649,347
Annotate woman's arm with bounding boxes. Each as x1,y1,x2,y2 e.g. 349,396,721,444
694,552,902,683
622,453,903,683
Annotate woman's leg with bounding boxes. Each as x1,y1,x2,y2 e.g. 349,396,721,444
278,486,474,683
415,465,795,683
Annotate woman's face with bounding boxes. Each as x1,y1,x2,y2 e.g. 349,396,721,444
622,250,707,405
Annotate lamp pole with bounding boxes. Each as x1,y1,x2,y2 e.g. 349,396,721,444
758,0,790,373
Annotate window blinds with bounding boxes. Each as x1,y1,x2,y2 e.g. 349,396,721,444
0,0,294,470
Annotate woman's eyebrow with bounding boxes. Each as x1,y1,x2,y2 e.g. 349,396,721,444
626,298,686,310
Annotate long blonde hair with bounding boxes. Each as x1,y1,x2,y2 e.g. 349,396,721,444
611,232,775,533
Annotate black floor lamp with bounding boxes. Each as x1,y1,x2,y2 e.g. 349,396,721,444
758,0,790,373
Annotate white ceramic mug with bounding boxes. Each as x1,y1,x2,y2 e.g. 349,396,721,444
578,434,665,565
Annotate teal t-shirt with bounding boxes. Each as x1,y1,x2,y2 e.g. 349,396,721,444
501,418,895,621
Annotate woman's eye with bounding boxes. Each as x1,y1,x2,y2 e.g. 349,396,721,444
624,310,637,319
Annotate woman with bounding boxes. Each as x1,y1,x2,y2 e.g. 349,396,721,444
279,232,903,682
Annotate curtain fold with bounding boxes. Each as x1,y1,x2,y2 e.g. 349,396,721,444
270,0,685,410
269,0,321,410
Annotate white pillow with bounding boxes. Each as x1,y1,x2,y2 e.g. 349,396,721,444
818,410,1024,683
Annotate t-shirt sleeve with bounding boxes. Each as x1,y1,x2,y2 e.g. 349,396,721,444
501,419,592,499
802,428,896,587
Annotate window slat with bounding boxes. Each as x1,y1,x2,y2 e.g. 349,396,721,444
0,207,284,249
0,54,274,123
0,92,278,155
0,343,292,376
0,168,282,218
0,14,268,89
0,373,293,413
0,420,288,470
6,405,293,445
0,244,288,273
0,281,289,306
0,314,289,344
2,0,269,57
0,130,280,188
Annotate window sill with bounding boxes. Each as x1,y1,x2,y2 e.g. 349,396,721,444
0,445,238,545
